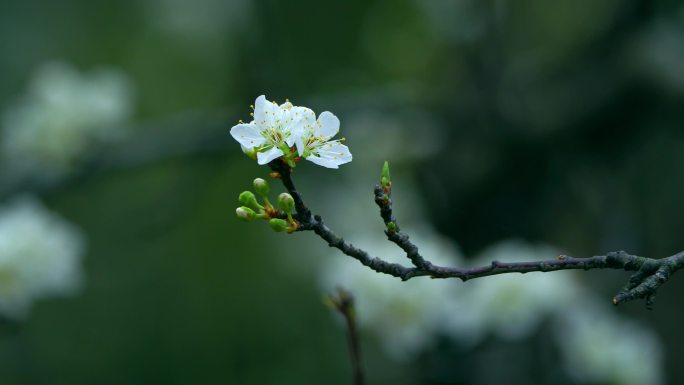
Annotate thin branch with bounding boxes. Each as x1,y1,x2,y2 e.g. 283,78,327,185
268,160,684,307
326,289,365,385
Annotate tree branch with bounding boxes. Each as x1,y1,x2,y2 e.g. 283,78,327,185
268,160,684,307
326,289,365,385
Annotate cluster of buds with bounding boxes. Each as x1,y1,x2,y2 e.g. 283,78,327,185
235,177,299,233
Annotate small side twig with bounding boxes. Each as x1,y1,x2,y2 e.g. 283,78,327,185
325,289,365,385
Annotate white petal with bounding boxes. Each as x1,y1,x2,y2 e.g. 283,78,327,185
316,111,340,139
288,107,316,147
230,123,265,148
285,128,298,147
253,95,278,128
308,142,352,168
306,155,340,169
257,147,284,165
253,95,267,121
295,136,306,157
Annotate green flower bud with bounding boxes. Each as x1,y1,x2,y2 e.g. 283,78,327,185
277,193,295,214
244,147,257,160
253,178,270,197
239,191,262,210
236,206,256,222
386,221,397,233
269,218,289,232
381,161,391,189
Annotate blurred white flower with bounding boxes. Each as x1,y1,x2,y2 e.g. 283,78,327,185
142,0,251,42
320,225,465,360
417,0,488,43
444,240,583,345
1,61,135,179
0,196,85,318
555,301,663,385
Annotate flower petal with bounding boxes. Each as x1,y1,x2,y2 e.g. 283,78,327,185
253,95,278,128
295,135,306,157
307,142,352,168
305,155,340,169
256,146,284,165
315,111,340,139
290,106,316,149
230,123,265,149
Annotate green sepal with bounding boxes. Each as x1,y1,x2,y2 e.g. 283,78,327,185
244,147,257,160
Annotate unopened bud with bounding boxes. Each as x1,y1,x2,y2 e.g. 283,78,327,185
387,222,397,233
381,161,391,189
239,191,262,210
253,178,270,197
277,193,295,214
269,218,289,232
236,206,256,222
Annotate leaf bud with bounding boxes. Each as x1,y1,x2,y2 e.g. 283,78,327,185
381,161,391,190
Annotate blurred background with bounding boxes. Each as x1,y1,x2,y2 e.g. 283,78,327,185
0,0,683,384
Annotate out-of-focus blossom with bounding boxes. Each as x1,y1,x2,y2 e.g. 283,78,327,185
555,301,663,385
1,61,135,180
417,0,488,43
630,21,684,93
320,225,464,360
445,240,582,345
142,0,251,42
0,197,85,318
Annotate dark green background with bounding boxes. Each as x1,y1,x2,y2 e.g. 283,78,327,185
1,0,683,384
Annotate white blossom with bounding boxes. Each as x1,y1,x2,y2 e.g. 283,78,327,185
230,95,315,165
0,197,85,318
1,61,134,180
554,300,663,385
444,240,582,345
230,95,352,168
295,111,352,169
320,225,464,359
